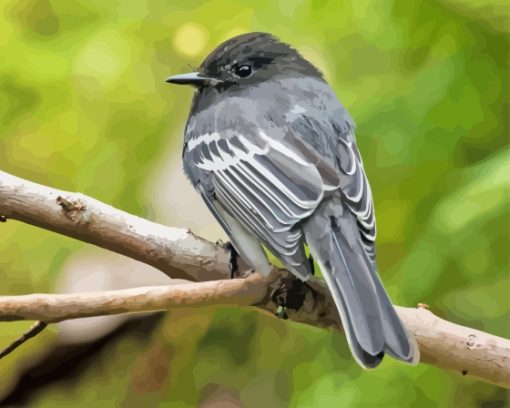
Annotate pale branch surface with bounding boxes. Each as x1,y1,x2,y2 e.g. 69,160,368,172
0,170,231,282
0,274,269,322
0,170,509,388
395,306,509,389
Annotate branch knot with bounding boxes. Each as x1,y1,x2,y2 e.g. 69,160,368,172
56,195,89,225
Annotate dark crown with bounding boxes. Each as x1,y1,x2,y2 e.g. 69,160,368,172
199,32,323,80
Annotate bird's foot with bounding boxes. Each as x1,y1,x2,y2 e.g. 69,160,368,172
270,277,308,320
308,254,315,275
225,241,239,279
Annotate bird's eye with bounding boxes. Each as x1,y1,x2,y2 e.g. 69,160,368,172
235,64,252,78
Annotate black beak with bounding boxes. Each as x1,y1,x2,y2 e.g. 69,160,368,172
165,72,215,86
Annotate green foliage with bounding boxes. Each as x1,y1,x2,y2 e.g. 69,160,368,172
0,0,508,406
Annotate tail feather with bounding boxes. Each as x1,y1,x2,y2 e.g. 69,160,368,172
330,272,385,368
304,200,419,368
367,251,419,363
328,226,385,357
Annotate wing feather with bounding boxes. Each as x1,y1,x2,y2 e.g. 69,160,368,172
289,115,377,261
336,134,377,260
184,112,377,266
185,133,326,269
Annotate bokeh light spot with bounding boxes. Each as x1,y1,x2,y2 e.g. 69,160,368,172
73,29,131,89
173,22,208,58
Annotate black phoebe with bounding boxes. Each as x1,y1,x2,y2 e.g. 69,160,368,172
166,32,418,368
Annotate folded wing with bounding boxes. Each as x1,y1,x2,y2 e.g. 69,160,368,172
185,129,333,277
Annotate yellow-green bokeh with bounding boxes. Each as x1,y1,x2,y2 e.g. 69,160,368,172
0,0,508,406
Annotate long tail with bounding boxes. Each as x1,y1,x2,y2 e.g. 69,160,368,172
303,200,419,368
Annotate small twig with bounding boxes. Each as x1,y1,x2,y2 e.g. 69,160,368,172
0,321,47,360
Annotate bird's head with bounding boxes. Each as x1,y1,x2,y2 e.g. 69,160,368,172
166,32,323,92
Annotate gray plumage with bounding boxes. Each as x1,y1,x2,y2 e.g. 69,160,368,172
167,32,419,368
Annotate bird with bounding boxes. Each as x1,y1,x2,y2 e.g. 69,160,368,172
166,32,419,369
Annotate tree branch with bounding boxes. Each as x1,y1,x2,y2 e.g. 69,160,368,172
0,170,509,388
0,276,508,388
0,274,269,323
0,171,231,282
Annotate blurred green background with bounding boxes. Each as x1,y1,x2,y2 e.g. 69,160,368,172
0,0,508,406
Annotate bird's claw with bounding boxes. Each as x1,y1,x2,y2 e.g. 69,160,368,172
308,254,315,275
270,278,308,320
225,241,239,279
